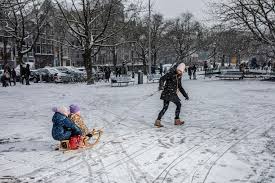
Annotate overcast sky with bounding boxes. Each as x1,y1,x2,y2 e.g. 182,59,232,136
145,0,211,21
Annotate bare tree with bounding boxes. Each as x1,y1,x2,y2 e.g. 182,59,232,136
0,0,51,64
125,13,168,74
151,13,168,66
126,19,148,73
204,25,256,66
165,13,204,64
212,0,275,58
55,0,139,84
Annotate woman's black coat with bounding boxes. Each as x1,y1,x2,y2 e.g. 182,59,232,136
159,70,189,102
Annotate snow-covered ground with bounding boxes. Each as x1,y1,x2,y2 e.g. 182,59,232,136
0,77,275,183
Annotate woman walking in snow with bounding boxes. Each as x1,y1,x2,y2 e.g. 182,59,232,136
155,63,189,128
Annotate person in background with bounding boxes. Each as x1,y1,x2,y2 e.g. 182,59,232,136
1,69,9,87
192,65,197,80
7,66,12,86
11,68,16,86
160,63,163,76
20,64,25,84
204,61,208,79
25,64,30,85
188,66,192,80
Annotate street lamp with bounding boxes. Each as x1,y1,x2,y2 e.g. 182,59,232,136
131,43,135,78
148,0,152,75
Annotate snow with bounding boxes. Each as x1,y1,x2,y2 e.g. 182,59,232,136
0,76,275,183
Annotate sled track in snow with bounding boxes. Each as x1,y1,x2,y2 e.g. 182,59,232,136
190,113,274,183
92,127,185,177
152,110,270,183
23,123,184,182
152,126,236,183
90,90,159,144
117,142,152,183
188,126,260,183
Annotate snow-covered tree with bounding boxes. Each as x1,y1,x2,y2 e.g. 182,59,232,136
212,0,275,58
55,0,139,84
0,0,51,64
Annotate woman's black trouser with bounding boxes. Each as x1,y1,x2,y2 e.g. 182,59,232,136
157,100,181,120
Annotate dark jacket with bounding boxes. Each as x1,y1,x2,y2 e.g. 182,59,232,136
11,69,16,78
25,66,30,77
192,66,197,73
52,112,82,141
188,67,192,75
159,70,189,102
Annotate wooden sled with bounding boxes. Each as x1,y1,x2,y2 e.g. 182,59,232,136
59,129,103,153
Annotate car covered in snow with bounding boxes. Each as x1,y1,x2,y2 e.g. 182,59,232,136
55,66,86,82
37,67,70,83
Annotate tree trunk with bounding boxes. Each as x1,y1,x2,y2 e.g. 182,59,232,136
153,51,157,66
59,44,64,66
18,53,24,65
221,55,225,67
83,50,94,85
112,47,117,67
3,37,8,65
141,50,147,75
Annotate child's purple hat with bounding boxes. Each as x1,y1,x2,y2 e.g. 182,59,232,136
69,104,80,113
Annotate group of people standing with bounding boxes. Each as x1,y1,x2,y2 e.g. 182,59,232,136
102,66,112,82
1,63,31,87
262,60,273,71
187,65,197,80
19,64,31,85
1,65,16,87
115,65,128,77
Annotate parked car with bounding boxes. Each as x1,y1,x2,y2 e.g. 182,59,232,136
37,67,70,83
0,70,3,79
30,70,39,83
56,66,86,82
76,67,96,79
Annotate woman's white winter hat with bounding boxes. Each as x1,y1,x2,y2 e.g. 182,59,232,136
177,63,186,73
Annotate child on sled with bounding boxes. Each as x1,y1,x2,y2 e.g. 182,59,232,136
51,106,83,149
69,104,95,146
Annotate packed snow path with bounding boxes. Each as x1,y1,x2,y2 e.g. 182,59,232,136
0,78,275,183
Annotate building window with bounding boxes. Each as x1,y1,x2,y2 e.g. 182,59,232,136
36,45,41,53
28,51,33,56
47,45,53,54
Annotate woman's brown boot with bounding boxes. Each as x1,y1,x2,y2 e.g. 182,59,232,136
154,120,164,128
